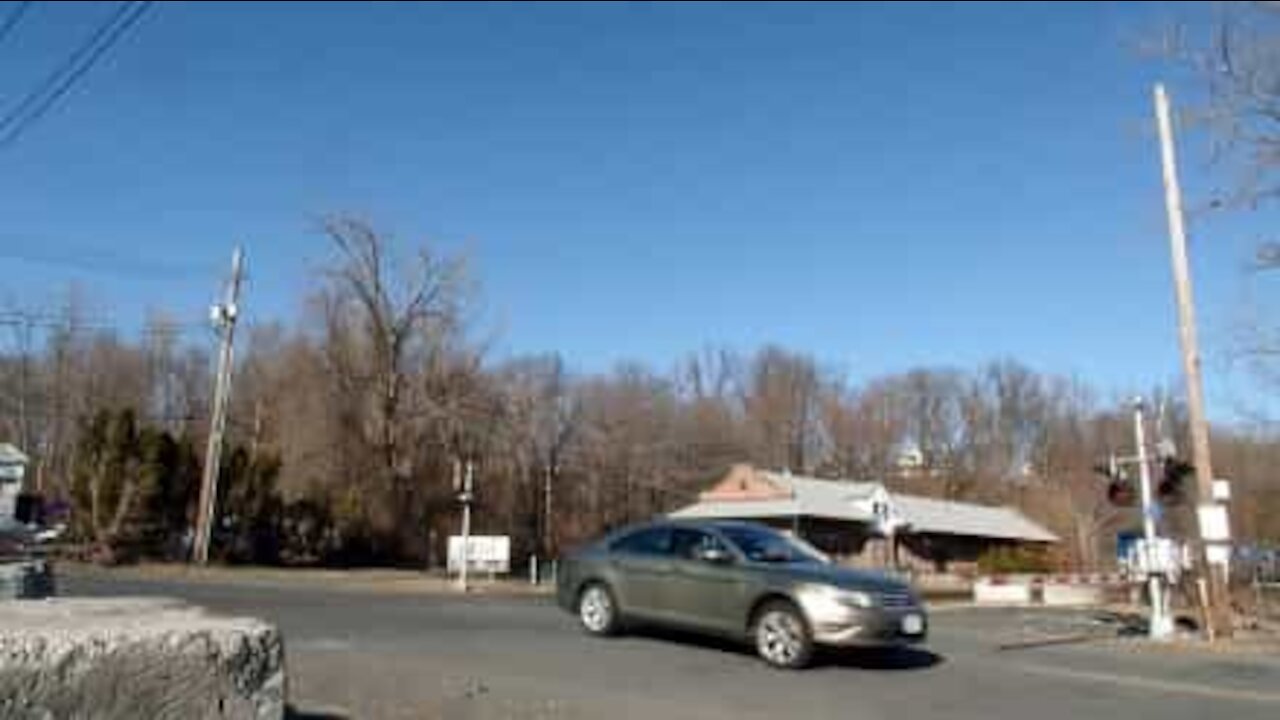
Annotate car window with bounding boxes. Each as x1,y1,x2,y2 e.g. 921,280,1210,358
670,528,728,560
719,525,827,565
610,526,672,556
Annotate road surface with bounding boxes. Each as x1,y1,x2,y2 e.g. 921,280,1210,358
61,571,1280,720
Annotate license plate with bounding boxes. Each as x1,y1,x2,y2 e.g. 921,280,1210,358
901,613,924,635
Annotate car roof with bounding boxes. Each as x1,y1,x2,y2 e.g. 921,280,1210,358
601,517,772,541
630,518,769,532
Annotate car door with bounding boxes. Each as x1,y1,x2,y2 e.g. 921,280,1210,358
666,527,753,634
608,525,676,619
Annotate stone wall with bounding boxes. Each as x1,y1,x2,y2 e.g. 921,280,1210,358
0,597,285,719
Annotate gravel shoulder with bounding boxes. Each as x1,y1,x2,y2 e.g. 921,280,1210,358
58,560,551,597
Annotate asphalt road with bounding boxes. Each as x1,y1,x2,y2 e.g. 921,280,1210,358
61,572,1280,720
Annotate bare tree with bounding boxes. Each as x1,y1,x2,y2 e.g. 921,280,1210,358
1163,5,1280,397
821,379,906,482
1173,3,1280,220
315,216,468,552
742,346,826,474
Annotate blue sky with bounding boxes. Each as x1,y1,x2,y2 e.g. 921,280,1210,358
1,1,1275,420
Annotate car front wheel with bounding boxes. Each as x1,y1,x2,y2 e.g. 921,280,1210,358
753,601,813,669
578,582,621,636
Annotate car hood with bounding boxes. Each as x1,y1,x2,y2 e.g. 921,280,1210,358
767,562,912,593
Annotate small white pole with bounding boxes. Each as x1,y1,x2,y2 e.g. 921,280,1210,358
530,554,538,585
1134,401,1172,639
459,461,473,593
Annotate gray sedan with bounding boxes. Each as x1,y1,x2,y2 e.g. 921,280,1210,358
556,519,927,669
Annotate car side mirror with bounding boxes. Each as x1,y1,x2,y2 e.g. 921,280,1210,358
698,546,732,564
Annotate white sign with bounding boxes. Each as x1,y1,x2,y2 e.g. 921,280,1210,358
1212,479,1231,502
1129,537,1187,576
448,535,510,574
1197,504,1231,542
1205,543,1232,566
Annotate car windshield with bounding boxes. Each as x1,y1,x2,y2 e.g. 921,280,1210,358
718,525,829,565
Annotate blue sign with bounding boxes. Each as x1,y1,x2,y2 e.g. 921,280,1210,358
1116,531,1141,564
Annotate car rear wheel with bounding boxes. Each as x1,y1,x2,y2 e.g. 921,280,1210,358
578,582,621,636
753,601,813,669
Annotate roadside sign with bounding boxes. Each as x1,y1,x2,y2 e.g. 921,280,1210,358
1116,531,1140,569
448,535,510,574
1197,504,1231,542
1129,537,1186,576
1205,543,1231,567
1211,479,1231,502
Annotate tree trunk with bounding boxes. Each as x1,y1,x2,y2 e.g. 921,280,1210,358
106,479,138,544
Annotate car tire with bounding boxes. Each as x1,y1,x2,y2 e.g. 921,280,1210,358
753,600,813,669
577,582,621,637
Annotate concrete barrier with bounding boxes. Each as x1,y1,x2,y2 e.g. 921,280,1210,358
973,578,1034,605
1041,582,1107,606
0,597,285,719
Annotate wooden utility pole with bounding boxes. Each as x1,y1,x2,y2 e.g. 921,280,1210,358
192,247,244,565
1153,84,1231,638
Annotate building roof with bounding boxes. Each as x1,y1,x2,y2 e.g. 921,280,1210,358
891,494,1058,543
670,466,1058,543
771,471,883,520
670,469,882,523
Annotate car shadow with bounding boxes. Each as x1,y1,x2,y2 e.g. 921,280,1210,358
286,706,349,720
813,646,944,671
623,623,756,658
621,624,944,672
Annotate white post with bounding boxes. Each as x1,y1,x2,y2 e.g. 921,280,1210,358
530,553,538,585
458,461,473,593
1134,401,1173,639
544,464,553,558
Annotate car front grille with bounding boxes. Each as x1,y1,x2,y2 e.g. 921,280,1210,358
877,590,916,608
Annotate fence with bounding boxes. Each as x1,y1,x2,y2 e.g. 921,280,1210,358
973,573,1133,607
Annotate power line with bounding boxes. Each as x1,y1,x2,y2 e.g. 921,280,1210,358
0,0,154,152
0,244,211,279
0,2,135,136
0,1,33,49
0,311,207,337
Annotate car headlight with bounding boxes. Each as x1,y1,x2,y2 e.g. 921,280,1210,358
832,588,876,609
799,584,876,610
